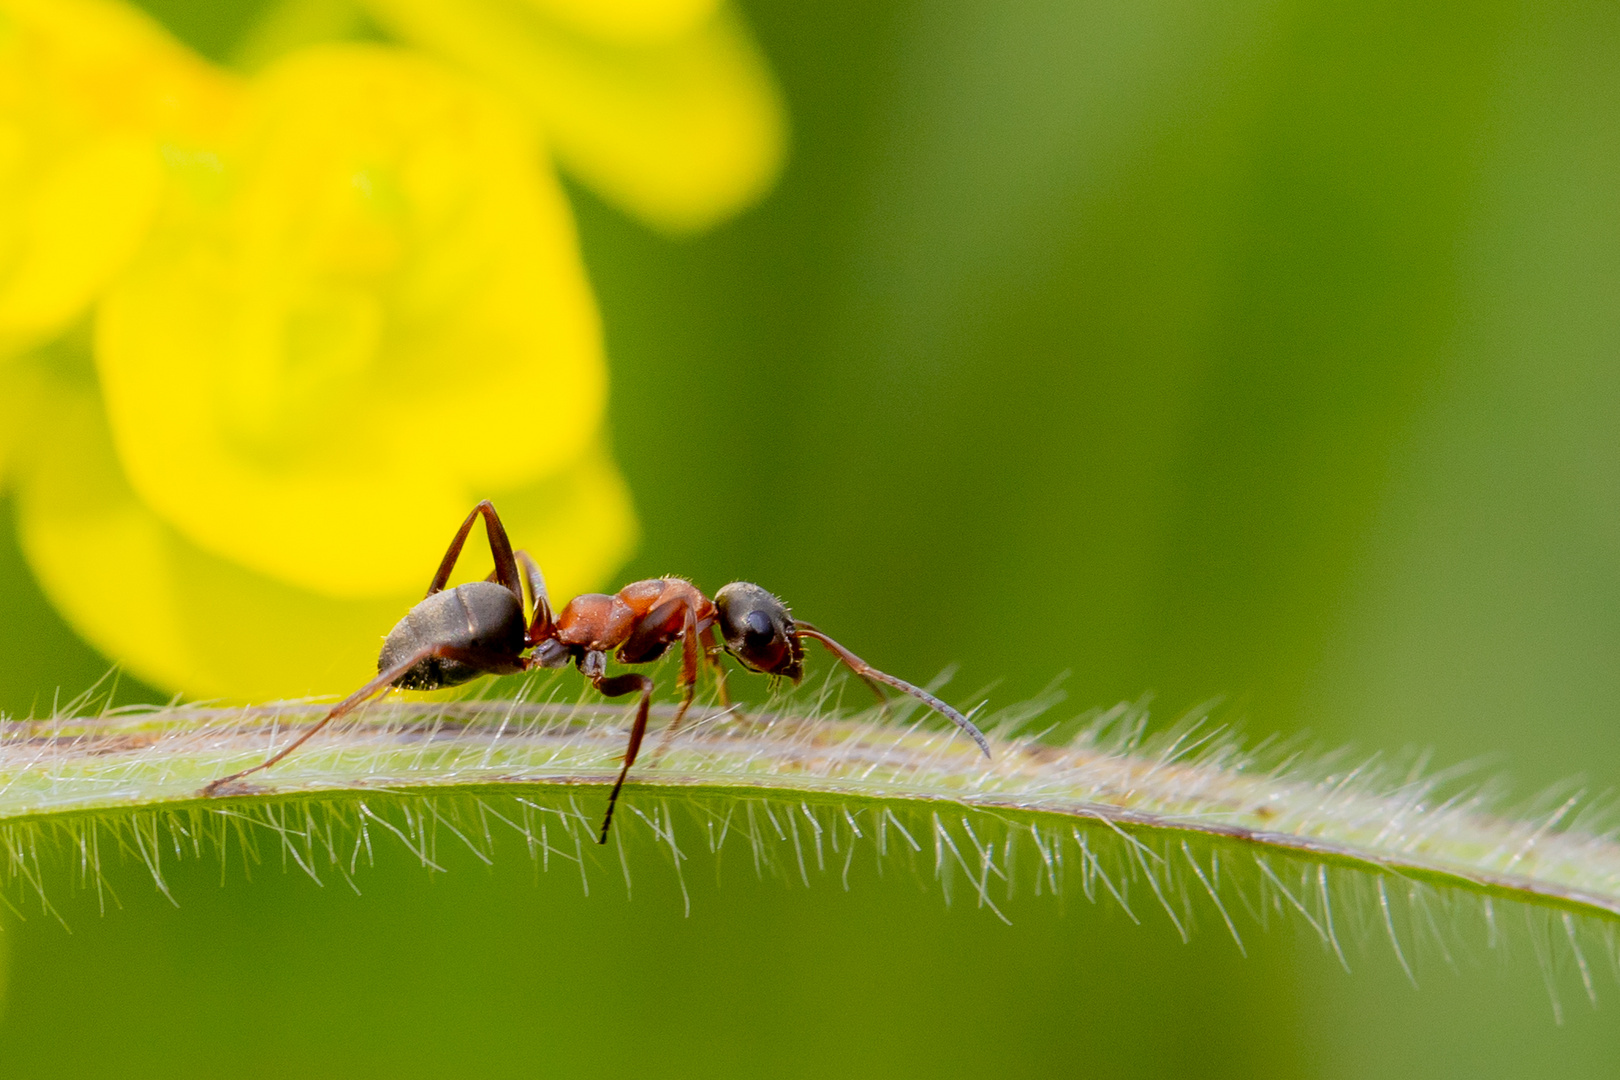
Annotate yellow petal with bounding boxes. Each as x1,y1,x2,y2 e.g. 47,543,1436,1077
97,44,611,599
0,0,236,357
0,0,234,136
0,134,162,352
16,374,636,701
515,0,721,46
360,0,786,233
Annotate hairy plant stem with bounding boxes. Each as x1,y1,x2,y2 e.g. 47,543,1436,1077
3,697,1619,925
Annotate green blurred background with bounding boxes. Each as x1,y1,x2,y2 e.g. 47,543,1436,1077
4,0,1620,1075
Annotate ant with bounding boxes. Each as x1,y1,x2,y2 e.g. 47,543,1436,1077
203,501,991,841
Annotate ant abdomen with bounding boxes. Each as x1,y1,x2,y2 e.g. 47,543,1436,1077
714,582,804,681
378,581,525,690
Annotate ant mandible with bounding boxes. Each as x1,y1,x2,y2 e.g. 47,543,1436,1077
203,501,991,841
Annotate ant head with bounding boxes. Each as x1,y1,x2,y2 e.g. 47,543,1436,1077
715,582,804,682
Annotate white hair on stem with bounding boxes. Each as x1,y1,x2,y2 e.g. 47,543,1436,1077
4,672,1620,1013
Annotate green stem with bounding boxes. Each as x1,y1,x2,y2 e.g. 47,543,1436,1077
3,697,1617,924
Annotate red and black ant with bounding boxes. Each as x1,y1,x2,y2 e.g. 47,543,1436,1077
203,501,991,840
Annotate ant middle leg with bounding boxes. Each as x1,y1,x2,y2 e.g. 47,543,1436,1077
648,607,707,764
669,605,703,735
590,663,654,843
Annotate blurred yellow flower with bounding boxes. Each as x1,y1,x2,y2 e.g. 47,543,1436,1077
17,361,633,700
0,0,233,358
522,0,722,44
358,0,786,233
5,39,638,699
99,45,609,598
0,0,790,701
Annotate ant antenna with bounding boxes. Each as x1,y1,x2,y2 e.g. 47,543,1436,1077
795,624,991,758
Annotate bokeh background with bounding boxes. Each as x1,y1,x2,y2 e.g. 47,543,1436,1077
3,0,1620,1076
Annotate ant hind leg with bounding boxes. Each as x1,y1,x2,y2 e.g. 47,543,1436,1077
201,642,515,795
425,501,522,601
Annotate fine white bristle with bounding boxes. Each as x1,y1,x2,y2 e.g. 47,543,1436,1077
1,676,1618,1014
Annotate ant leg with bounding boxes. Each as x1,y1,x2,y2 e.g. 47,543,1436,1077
425,500,522,601
592,670,654,843
203,645,527,795
202,659,418,795
203,645,442,794
703,625,766,734
515,550,553,639
649,606,704,763
704,625,733,710
670,605,702,734
795,623,991,758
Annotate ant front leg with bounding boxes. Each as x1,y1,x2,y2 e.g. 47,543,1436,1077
585,652,654,843
704,625,733,710
700,625,763,736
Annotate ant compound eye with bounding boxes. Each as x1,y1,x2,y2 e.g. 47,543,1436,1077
743,609,775,645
